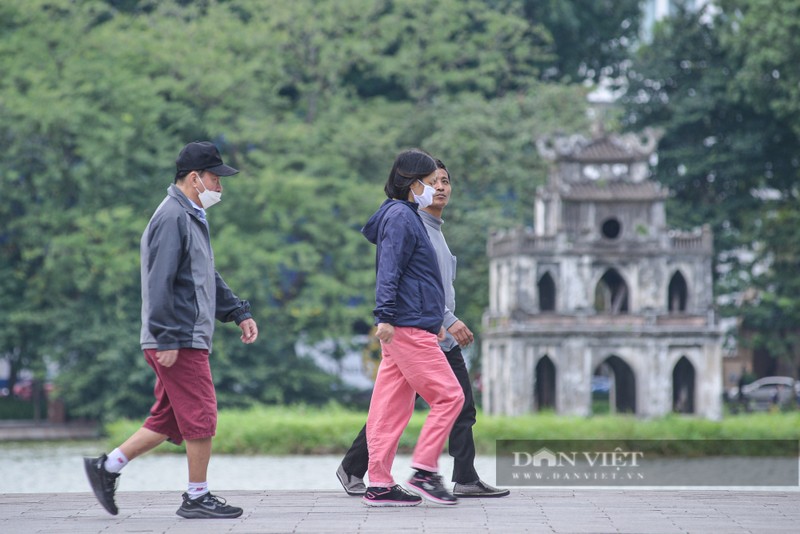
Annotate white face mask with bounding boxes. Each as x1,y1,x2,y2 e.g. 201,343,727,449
194,173,221,209
412,180,435,208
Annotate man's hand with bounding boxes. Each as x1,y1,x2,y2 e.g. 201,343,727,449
239,318,258,344
447,320,474,347
375,322,394,344
155,349,179,368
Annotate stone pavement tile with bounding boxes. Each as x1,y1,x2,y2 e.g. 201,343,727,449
548,522,619,534
5,489,800,534
606,520,683,534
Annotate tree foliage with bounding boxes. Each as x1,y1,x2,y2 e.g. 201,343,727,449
621,1,800,370
1,0,597,419
520,0,642,83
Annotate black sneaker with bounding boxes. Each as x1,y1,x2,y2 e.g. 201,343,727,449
406,471,458,505
362,485,422,507
83,454,120,515
176,492,243,519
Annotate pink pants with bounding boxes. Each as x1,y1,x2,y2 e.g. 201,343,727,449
366,326,465,487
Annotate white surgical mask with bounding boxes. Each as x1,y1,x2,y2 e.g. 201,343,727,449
412,180,435,208
194,173,221,209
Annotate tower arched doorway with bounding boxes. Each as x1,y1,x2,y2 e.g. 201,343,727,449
592,355,636,414
535,355,556,411
672,356,695,413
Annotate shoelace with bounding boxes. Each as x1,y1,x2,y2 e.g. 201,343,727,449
102,468,120,492
398,485,418,497
202,493,227,506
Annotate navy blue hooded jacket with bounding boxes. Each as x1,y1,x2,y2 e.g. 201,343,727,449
362,199,445,335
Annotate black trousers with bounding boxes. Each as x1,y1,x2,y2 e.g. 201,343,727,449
341,345,479,484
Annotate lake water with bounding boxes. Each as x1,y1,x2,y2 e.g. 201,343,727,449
3,441,798,494
0,441,498,494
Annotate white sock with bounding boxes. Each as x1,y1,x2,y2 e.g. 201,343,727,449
104,448,129,474
188,481,208,500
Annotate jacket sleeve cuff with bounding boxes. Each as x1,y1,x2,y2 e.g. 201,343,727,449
234,310,253,325
375,315,394,325
443,308,458,330
230,301,252,325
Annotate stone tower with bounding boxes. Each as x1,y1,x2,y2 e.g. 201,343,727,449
482,128,723,419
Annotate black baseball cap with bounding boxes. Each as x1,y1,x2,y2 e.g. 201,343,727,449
176,141,239,176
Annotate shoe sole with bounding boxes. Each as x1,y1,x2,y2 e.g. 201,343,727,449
362,499,421,507
83,457,118,515
405,484,458,505
336,469,366,497
453,490,510,498
176,508,244,519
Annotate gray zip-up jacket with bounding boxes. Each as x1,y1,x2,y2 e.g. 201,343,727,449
140,184,252,351
419,210,459,351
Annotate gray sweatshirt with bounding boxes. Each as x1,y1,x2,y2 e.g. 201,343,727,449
419,210,459,351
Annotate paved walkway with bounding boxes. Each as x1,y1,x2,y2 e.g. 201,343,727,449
2,489,799,533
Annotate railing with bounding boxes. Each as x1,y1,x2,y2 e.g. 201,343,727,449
670,229,712,251
488,229,557,256
483,312,714,332
489,226,713,257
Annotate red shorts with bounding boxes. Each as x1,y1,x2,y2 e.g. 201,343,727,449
142,348,217,445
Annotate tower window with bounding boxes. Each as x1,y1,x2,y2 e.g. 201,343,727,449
601,218,621,239
668,271,688,313
538,272,556,312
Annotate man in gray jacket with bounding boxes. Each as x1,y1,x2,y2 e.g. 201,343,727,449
84,141,259,519
337,159,509,498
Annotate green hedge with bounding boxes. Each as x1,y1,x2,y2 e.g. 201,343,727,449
0,398,37,420
103,404,800,456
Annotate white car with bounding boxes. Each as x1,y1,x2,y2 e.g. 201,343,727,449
728,376,800,411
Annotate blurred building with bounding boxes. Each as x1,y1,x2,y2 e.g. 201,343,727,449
482,127,723,419
641,0,714,42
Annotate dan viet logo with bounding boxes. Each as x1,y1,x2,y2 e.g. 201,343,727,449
497,439,800,487
514,447,645,469
499,443,647,485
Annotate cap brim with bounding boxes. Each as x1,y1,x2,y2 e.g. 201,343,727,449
206,163,239,176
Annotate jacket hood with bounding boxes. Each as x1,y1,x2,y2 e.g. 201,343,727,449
361,199,418,244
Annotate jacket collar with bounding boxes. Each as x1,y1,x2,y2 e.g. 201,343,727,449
168,184,198,212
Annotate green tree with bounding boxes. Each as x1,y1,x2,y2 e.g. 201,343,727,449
727,0,800,141
520,0,642,83
621,4,792,287
622,1,800,371
1,0,595,419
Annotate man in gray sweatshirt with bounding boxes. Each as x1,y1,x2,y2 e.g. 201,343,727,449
84,141,259,519
337,159,509,498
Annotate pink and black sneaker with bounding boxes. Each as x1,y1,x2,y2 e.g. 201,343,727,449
362,485,422,507
406,471,458,505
